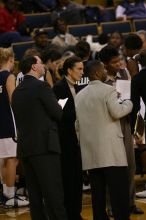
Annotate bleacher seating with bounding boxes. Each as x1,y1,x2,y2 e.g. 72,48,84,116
25,12,52,29
68,23,98,38
12,41,34,61
100,20,132,34
103,7,116,22
133,19,146,32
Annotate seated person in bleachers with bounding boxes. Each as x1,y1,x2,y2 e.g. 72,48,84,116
52,18,78,53
108,31,124,53
0,0,31,47
116,0,146,21
32,28,58,54
51,0,86,25
86,33,109,56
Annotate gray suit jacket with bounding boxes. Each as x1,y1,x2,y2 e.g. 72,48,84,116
75,80,133,170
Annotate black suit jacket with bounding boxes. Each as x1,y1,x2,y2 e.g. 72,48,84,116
53,77,79,159
12,75,62,158
131,68,146,133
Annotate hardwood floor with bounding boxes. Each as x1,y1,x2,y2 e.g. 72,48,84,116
0,196,146,220
0,175,146,220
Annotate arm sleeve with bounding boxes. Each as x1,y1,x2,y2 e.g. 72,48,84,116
116,5,126,18
39,82,63,121
107,87,133,119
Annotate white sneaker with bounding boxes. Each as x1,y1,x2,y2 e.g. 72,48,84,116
136,190,146,198
3,195,29,208
83,183,91,191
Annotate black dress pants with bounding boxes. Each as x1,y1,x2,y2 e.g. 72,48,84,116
88,166,130,220
61,147,82,220
22,153,68,220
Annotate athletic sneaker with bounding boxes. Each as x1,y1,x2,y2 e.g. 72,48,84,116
2,195,29,208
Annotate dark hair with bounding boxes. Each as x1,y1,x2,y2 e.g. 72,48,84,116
98,45,119,63
53,18,66,32
63,56,82,75
19,56,37,75
85,60,102,81
98,33,109,45
41,49,62,64
124,33,143,50
75,41,90,60
137,49,146,67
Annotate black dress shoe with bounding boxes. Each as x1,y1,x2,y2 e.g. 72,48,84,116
130,205,144,214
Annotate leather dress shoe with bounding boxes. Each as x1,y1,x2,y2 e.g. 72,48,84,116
130,205,144,214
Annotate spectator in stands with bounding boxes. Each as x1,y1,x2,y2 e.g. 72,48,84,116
51,0,86,25
116,0,146,21
123,33,143,78
52,18,78,53
41,48,62,87
86,33,109,60
32,28,49,53
108,31,124,52
32,28,58,54
137,30,146,49
0,0,31,47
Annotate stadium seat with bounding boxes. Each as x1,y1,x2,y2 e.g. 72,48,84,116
25,12,52,29
68,23,98,38
133,19,146,32
12,41,34,61
100,21,132,34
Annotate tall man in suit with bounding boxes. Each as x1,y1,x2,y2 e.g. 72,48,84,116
12,55,68,220
53,56,84,220
75,60,133,220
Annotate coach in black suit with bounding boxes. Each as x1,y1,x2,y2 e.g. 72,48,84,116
53,56,84,220
131,49,146,136
12,56,68,220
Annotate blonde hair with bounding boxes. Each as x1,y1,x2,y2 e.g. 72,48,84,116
0,47,14,66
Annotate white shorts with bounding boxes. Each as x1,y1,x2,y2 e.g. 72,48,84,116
0,138,17,158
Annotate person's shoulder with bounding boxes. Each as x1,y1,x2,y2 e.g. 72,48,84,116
54,78,66,88
132,71,142,82
102,81,114,90
0,70,12,80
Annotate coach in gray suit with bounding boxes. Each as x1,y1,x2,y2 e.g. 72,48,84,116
75,60,133,220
